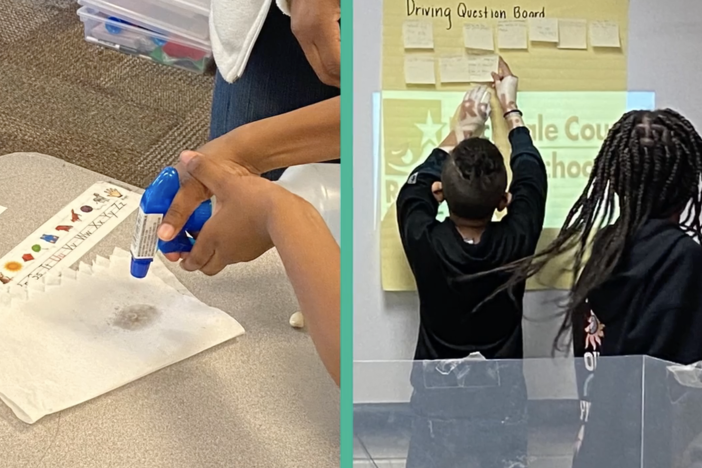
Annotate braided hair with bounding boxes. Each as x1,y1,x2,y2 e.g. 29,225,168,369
463,109,702,349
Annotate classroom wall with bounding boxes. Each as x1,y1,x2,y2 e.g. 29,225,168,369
353,0,702,402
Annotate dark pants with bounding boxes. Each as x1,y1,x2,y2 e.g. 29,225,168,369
209,5,340,181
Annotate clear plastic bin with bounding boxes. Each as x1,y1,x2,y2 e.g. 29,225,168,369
78,0,209,42
169,0,209,17
78,6,212,74
355,356,702,468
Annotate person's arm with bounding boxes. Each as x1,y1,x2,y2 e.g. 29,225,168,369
159,97,340,244
397,86,490,255
500,122,548,252
267,195,340,386
178,154,340,385
199,97,340,175
494,80,547,253
396,148,447,255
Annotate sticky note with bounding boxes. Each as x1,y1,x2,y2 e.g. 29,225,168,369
589,20,621,48
529,18,559,42
439,55,470,83
463,24,494,51
497,20,528,49
404,55,436,84
466,54,499,82
403,20,434,49
558,19,587,49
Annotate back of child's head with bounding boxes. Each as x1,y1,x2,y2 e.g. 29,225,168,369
457,109,702,348
441,138,507,220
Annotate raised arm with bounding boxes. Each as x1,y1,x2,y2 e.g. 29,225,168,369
492,58,547,253
397,86,493,256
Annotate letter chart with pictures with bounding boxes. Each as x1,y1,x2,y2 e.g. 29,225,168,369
0,183,139,287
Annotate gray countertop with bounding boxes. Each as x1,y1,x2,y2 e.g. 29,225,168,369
0,153,339,468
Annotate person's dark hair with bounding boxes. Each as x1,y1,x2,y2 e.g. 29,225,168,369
461,109,702,349
442,137,507,220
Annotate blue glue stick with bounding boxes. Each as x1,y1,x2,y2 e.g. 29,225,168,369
130,167,212,278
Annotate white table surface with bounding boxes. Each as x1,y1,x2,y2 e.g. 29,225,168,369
0,153,339,468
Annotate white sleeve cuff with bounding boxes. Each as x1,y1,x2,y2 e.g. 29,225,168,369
275,0,291,15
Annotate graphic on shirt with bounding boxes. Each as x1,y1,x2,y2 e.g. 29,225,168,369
576,304,604,456
585,313,605,350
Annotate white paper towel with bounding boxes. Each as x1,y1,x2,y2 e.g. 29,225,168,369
0,249,245,424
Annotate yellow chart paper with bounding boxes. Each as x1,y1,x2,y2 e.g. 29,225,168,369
379,91,652,292
383,0,629,91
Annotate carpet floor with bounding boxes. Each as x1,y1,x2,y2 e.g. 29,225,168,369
0,0,215,188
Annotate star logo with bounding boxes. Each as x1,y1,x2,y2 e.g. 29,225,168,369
415,111,445,149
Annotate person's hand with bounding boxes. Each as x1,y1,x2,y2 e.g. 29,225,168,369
289,0,341,88
431,181,444,203
452,85,491,142
175,152,288,275
157,141,256,262
491,56,519,114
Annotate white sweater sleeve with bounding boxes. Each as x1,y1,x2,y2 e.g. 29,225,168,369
275,0,291,15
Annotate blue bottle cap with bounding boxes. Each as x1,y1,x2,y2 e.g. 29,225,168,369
130,258,152,279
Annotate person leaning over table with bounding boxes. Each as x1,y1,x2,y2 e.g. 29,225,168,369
149,0,342,387
156,0,341,267
167,151,340,386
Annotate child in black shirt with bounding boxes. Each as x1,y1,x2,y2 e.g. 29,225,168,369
397,58,547,468
478,109,702,467
397,58,548,363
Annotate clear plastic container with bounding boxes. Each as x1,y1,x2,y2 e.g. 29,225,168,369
169,0,209,16
77,0,209,43
78,6,212,74
276,164,341,245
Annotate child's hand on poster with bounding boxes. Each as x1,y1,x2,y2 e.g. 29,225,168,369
452,85,492,142
491,56,519,113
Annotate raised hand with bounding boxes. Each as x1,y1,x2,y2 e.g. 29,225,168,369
491,57,519,114
453,85,492,142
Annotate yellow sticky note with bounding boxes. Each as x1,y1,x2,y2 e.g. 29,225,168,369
404,55,436,84
589,20,621,48
529,18,559,43
403,20,434,49
439,55,470,83
463,24,494,51
497,20,528,49
466,54,499,82
558,19,588,49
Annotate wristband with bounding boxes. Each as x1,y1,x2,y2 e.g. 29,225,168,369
503,109,523,119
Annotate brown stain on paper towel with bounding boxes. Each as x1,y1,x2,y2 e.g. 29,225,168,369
111,304,161,331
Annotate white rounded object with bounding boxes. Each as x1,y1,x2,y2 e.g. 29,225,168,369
289,311,305,329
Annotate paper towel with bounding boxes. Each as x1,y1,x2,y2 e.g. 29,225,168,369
0,249,245,424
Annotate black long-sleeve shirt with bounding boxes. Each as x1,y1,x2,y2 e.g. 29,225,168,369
572,219,702,468
397,127,548,362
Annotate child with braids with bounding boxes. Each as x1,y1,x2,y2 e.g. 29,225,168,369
397,58,547,468
465,108,702,468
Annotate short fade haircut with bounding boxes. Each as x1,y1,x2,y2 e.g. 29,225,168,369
441,138,507,220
